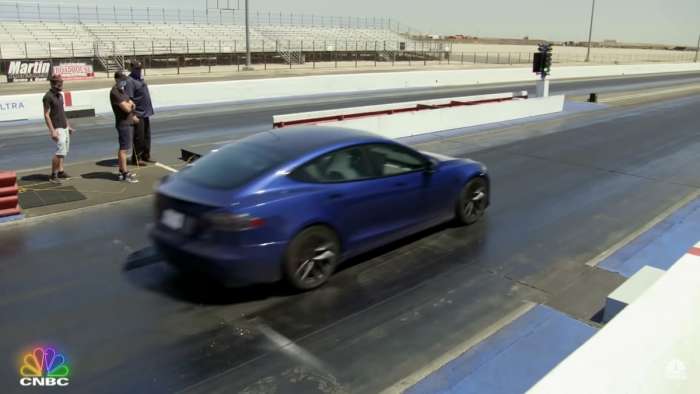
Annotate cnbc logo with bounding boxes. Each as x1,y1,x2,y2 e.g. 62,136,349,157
19,347,70,387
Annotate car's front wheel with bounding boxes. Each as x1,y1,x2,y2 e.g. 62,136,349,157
455,177,488,225
283,226,340,290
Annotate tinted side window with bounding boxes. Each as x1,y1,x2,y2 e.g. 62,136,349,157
291,146,375,183
365,144,427,176
178,142,286,189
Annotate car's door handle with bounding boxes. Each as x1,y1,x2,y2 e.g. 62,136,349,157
394,182,407,187
328,193,343,200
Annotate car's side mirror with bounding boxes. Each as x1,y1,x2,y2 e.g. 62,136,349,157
424,160,437,174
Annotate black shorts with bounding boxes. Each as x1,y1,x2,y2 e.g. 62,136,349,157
116,123,133,150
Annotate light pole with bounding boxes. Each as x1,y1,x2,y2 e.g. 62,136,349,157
695,33,699,63
244,0,253,70
585,0,596,62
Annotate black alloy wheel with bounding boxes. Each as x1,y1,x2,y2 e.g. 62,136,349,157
284,226,340,290
456,178,488,225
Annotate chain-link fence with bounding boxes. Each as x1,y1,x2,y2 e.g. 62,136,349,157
4,46,695,83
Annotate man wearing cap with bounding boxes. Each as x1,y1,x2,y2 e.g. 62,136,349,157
42,74,75,184
110,71,139,183
125,60,155,165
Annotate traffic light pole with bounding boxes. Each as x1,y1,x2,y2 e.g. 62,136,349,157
585,0,596,62
536,77,550,98
243,0,253,70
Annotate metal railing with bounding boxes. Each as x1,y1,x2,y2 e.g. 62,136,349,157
0,39,449,59
2,45,697,83
2,38,698,64
0,1,401,31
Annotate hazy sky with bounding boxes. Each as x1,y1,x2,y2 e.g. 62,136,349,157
28,0,700,46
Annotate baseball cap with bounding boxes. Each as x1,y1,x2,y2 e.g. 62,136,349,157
114,71,128,80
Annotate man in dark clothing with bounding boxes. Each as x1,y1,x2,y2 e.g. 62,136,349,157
42,74,75,184
125,61,155,165
110,71,139,183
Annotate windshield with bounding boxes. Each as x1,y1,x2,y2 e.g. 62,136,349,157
178,142,286,189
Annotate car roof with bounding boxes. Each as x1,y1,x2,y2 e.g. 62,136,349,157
238,126,389,160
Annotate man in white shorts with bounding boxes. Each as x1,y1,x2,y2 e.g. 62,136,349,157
43,74,75,184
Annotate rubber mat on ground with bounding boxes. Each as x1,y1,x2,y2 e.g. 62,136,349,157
18,176,87,209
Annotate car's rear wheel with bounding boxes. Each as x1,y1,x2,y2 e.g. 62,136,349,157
284,226,340,290
455,177,488,225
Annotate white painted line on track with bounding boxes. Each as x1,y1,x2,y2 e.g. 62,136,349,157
585,188,700,268
601,84,700,103
154,161,179,173
256,323,330,373
380,301,537,394
0,195,152,229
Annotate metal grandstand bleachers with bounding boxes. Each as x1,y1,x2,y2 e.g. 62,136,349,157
0,1,439,69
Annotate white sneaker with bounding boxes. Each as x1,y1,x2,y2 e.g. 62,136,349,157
118,172,139,183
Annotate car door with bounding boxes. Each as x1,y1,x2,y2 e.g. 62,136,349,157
289,144,426,254
362,143,434,238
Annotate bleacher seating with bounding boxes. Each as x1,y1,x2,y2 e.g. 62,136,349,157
0,20,412,59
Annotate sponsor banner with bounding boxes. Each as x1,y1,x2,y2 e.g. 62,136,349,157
52,63,95,80
5,60,51,82
0,92,44,122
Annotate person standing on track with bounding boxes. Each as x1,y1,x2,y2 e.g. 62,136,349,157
125,60,155,166
42,74,75,184
110,71,139,183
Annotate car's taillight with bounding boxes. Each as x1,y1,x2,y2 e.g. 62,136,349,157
204,212,266,232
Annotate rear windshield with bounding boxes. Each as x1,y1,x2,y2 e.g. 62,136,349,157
178,142,286,189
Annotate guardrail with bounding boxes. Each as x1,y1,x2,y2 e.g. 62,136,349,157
3,63,699,123
271,92,564,140
0,1,400,30
273,92,526,128
1,45,696,75
0,39,449,60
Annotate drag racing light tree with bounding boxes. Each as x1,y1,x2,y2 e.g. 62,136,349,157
533,43,552,97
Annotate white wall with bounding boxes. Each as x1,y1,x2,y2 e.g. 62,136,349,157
0,92,46,123
1,63,699,122
272,92,516,125
277,95,564,139
528,243,700,394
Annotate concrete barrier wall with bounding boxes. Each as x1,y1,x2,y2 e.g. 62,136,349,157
275,95,564,139
528,243,700,394
0,92,46,123
1,63,699,122
272,92,516,125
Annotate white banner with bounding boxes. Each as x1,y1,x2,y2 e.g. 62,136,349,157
52,63,95,80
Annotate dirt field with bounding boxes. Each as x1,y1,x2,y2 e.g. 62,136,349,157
449,43,696,63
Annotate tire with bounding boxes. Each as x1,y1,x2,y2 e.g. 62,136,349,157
455,177,488,225
283,226,340,290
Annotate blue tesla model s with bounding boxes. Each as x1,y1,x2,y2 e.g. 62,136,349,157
151,126,489,290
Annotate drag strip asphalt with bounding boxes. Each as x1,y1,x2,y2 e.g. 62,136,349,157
1,89,699,392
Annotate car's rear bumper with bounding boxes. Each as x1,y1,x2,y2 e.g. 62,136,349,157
150,227,287,287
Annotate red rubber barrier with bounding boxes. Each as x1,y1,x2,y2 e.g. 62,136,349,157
64,91,73,107
0,195,18,209
0,171,16,188
0,185,18,197
0,171,21,219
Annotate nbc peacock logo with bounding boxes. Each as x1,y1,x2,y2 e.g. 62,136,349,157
19,346,71,387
